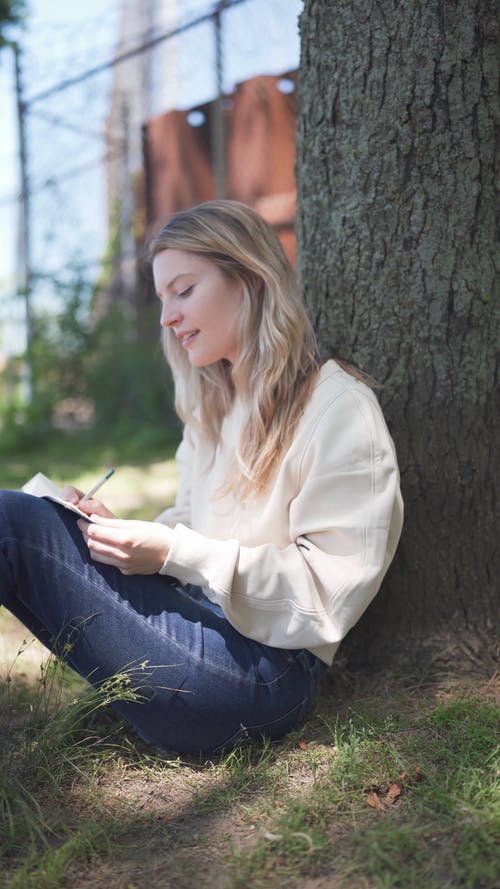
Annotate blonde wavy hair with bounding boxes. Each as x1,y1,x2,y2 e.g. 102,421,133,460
147,200,319,498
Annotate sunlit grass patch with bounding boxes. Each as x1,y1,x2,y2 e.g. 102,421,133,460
0,455,179,522
0,436,179,521
1,643,498,889
228,693,500,889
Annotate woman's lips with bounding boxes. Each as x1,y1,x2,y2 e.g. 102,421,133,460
181,331,199,347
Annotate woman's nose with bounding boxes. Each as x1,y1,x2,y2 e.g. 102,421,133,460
160,300,182,329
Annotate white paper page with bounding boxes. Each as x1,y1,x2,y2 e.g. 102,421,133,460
22,472,91,521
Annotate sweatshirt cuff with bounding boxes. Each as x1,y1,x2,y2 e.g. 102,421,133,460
159,523,239,596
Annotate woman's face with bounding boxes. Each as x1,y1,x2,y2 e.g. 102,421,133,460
153,249,244,367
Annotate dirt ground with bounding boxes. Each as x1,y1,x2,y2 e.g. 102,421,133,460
1,607,498,889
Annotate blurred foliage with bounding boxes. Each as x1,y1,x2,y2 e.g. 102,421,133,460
0,0,25,46
0,272,180,456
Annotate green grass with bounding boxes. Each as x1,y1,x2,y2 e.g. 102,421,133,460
1,648,497,889
227,694,499,889
0,643,152,859
0,434,179,520
0,441,499,888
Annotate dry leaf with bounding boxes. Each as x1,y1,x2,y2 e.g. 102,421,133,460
384,783,402,805
366,780,403,812
366,791,387,811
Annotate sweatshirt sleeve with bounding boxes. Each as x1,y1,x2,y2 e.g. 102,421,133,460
160,387,403,656
154,426,194,528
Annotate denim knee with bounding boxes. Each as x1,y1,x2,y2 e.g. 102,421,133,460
0,489,38,533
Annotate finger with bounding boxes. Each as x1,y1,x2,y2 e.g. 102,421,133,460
77,519,90,540
87,549,124,569
62,485,84,504
85,529,124,553
87,550,139,575
86,523,132,547
88,513,124,526
86,537,130,564
79,499,115,519
77,499,97,516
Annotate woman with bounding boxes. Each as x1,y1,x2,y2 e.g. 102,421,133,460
0,201,403,754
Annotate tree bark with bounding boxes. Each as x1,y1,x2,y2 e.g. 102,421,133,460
297,0,499,672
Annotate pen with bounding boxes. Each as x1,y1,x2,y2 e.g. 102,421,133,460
81,468,115,501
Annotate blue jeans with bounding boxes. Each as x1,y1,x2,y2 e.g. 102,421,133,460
0,491,326,754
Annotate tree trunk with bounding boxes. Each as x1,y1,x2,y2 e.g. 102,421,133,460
296,0,499,672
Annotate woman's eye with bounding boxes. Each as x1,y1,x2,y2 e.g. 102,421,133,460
179,285,194,298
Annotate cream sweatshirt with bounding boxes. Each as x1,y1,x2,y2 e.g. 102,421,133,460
156,361,403,665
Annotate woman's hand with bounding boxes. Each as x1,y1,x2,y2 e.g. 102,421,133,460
77,514,171,575
62,485,116,519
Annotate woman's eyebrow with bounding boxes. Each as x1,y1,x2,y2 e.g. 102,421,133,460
166,272,191,291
